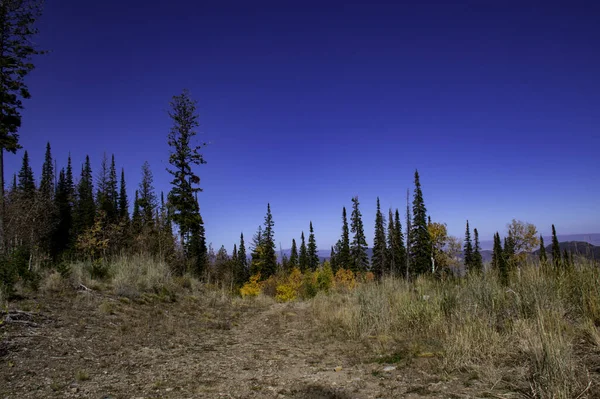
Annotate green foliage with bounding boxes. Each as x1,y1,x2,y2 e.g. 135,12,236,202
261,204,277,278
17,150,35,194
235,233,248,285
350,196,369,273
299,231,308,272
39,142,54,199
52,168,73,258
392,209,406,277
118,168,129,221
166,89,207,265
137,161,157,228
371,197,387,279
551,224,561,269
73,155,96,237
409,170,432,275
463,220,474,272
539,235,547,264
307,221,319,271
336,206,351,269
317,262,334,292
289,238,298,269
472,228,483,273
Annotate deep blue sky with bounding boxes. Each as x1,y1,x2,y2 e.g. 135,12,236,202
7,1,600,252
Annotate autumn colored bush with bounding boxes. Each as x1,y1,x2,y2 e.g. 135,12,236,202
240,273,262,298
334,268,357,291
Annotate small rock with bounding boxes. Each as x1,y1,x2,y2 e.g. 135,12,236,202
165,387,174,392
334,366,342,372
382,366,396,372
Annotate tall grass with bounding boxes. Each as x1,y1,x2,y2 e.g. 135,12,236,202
311,261,599,398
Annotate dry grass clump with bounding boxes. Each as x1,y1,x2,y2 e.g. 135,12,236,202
311,261,599,397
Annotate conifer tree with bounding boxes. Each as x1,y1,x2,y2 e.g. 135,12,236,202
250,225,264,276
372,197,387,279
329,246,337,272
463,220,474,272
405,189,411,279
307,221,319,271
472,228,483,273
137,161,157,228
108,155,118,222
166,90,207,267
52,168,72,258
237,233,248,283
131,190,141,233
503,234,516,271
491,232,502,270
261,204,277,278
393,209,407,276
289,238,298,269
96,153,113,221
337,207,351,269
66,155,74,201
73,156,95,236
118,168,129,221
299,231,308,272
0,0,45,250
551,224,561,269
539,235,547,264
498,234,510,285
350,196,368,272
409,171,432,275
188,207,207,277
39,142,54,199
386,209,395,273
232,243,238,267
17,150,35,194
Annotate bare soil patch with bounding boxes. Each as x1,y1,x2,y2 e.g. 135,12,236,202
2,290,504,398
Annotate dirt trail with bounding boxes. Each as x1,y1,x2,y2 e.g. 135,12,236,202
1,290,488,398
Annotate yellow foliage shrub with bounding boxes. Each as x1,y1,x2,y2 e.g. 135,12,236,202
275,268,304,302
317,262,334,292
240,274,262,298
334,268,357,290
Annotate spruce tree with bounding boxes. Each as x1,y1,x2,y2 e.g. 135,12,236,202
387,209,395,274
0,0,45,251
350,196,368,272
551,224,561,269
52,168,72,258
261,204,277,278
166,90,207,267
118,168,129,221
39,142,54,199
131,190,141,234
393,209,407,276
472,228,483,273
491,232,502,270
307,221,319,271
108,155,118,222
299,231,308,272
539,235,547,264
503,235,516,271
237,233,248,284
329,246,337,272
409,170,432,275
337,206,351,269
498,234,509,285
463,220,474,272
405,189,411,279
372,197,387,279
96,153,113,221
137,161,157,228
17,150,35,194
250,225,264,276
289,238,298,269
66,155,74,203
73,156,95,236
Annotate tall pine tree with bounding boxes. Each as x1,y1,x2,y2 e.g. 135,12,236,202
472,228,483,273
73,156,95,236
337,206,351,269
409,170,432,275
118,168,129,221
307,221,319,270
261,203,277,278
17,150,35,194
299,231,308,272
350,196,368,272
393,209,407,277
39,142,54,199
463,220,474,272
289,238,298,269
52,168,72,258
236,233,248,284
137,161,157,228
166,90,207,274
372,197,387,278
107,155,118,222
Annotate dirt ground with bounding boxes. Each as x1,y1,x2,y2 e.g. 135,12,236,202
1,288,505,398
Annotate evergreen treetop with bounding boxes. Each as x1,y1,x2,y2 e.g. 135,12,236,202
409,170,432,275
350,196,369,273
372,197,387,279
307,221,319,271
